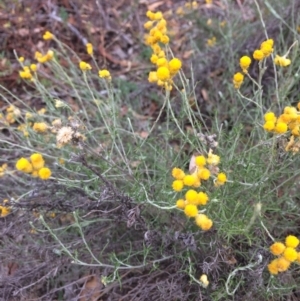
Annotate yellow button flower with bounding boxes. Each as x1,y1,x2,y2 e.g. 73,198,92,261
185,189,199,205
195,155,206,167
98,69,111,80
285,235,299,248
264,112,277,123
276,256,291,272
233,72,244,89
263,121,275,132
184,204,198,217
168,58,182,74
30,153,45,170
267,259,279,275
0,205,11,217
198,192,209,205
16,158,33,173
38,167,51,180
156,66,170,81
283,247,298,262
43,31,54,40
270,242,286,256
33,122,48,133
253,49,264,61
183,174,196,186
274,122,288,134
195,214,213,230
172,180,184,192
176,199,186,209
172,167,185,180
239,56,251,72
274,55,291,67
79,61,92,71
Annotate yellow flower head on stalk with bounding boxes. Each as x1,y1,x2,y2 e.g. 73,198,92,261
184,204,198,218
168,58,182,75
45,50,54,61
260,39,274,57
270,242,286,256
86,43,93,55
197,168,211,180
264,112,277,123
283,247,298,262
172,180,184,192
215,172,227,187
30,64,37,72
16,158,33,173
38,167,51,180
268,259,279,275
30,153,45,170
185,189,199,205
156,66,170,81
195,155,206,167
43,31,54,40
35,50,54,63
172,167,185,180
253,49,264,61
148,71,158,83
176,199,186,209
19,67,32,80
239,56,251,73
274,122,288,134
0,205,11,217
233,72,244,89
285,235,299,248
33,122,48,133
18,56,24,62
198,190,209,203
195,214,213,231
183,174,197,186
274,55,291,67
276,256,291,272
207,149,220,165
263,121,275,132
79,61,92,71
99,69,111,81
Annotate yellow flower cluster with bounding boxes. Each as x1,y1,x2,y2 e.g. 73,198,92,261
79,61,92,71
253,39,274,61
99,69,112,81
268,235,300,275
33,122,49,133
263,103,300,152
15,153,51,180
176,1,198,16
144,10,182,90
4,105,21,124
232,39,274,89
172,150,227,231
274,54,291,67
18,32,55,80
35,50,54,63
43,31,54,40
263,102,300,137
